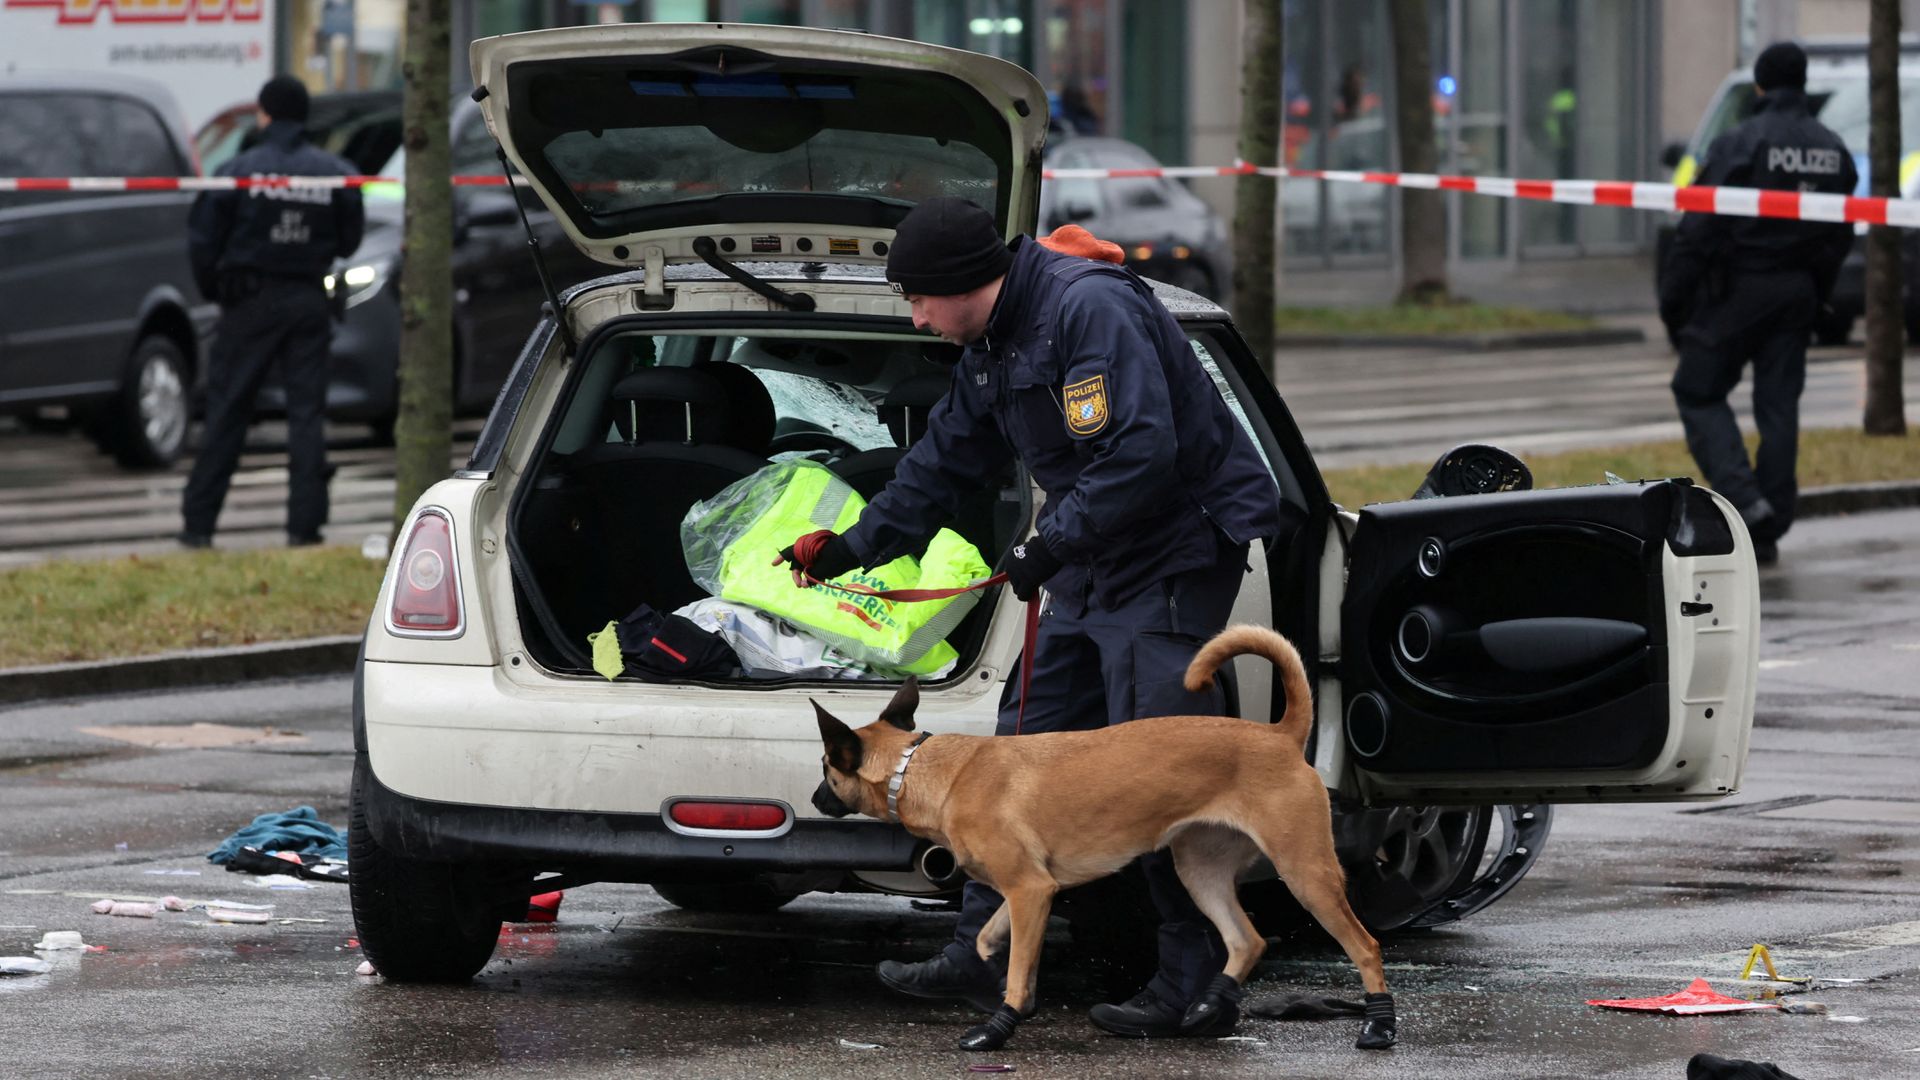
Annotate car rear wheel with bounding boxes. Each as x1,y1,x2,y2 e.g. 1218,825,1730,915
651,880,799,913
347,763,503,982
100,334,191,468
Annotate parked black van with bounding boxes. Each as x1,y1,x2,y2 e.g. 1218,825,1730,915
0,71,214,467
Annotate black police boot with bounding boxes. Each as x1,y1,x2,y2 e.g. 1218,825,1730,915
958,1003,1025,1051
1355,991,1397,1050
875,952,1005,1015
1179,972,1244,1036
177,531,212,550
1088,985,1186,1038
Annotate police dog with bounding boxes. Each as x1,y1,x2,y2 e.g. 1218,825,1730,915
810,625,1394,1052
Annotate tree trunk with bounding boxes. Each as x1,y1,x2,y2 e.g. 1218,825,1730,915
1865,0,1909,435
1233,0,1282,374
392,0,455,534
389,0,453,534
1389,0,1449,304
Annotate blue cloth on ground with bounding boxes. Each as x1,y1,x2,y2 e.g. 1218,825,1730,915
207,806,348,865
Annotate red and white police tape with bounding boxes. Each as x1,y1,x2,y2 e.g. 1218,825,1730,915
6,163,1918,228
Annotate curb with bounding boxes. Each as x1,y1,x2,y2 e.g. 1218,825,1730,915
3,480,1918,708
0,635,362,707
1274,326,1647,351
1795,478,1920,517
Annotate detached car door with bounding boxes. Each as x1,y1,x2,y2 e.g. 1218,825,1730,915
1338,479,1759,805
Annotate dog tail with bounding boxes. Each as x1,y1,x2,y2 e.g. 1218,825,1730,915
1183,625,1314,750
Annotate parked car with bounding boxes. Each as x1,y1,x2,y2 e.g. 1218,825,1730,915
195,92,599,438
350,23,1763,983
0,71,213,467
1281,115,1391,257
1039,135,1232,299
1657,37,1920,345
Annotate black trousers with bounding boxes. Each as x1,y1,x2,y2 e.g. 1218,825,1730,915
1670,271,1815,540
942,536,1248,1009
181,279,331,539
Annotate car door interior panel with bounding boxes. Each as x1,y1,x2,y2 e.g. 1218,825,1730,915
1341,480,1743,778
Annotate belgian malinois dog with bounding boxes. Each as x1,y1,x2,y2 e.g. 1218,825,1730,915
811,625,1395,1052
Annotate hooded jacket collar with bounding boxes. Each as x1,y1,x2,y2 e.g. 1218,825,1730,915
1757,87,1810,116
260,118,310,150
980,235,1041,349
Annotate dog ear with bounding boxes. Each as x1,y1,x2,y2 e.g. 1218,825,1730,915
812,699,863,774
877,676,919,731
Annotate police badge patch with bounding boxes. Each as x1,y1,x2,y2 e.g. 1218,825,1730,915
1062,375,1109,435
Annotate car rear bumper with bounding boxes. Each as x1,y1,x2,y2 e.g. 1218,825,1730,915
357,754,919,873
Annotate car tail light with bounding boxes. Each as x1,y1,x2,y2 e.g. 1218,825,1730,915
666,800,791,833
387,508,463,637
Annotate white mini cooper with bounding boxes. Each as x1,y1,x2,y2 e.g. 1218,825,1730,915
349,23,1761,981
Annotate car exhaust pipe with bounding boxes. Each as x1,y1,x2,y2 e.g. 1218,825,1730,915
915,843,965,888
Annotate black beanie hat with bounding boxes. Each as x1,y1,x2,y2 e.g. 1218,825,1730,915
258,75,310,123
1754,42,1807,92
885,197,1014,296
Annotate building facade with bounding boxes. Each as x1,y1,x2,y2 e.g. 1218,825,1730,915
270,0,1913,272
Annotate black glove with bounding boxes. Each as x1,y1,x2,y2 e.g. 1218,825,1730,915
776,529,861,582
1003,535,1063,602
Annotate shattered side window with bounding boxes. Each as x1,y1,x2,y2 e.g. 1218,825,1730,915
1189,336,1276,478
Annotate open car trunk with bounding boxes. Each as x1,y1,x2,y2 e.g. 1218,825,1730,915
506,319,1030,684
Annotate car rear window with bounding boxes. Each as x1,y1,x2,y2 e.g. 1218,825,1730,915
505,58,1009,235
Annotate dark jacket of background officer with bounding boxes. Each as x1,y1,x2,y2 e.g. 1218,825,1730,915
1659,42,1855,563
179,75,363,548
778,197,1285,1039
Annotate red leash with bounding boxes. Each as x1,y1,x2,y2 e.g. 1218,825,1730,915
786,531,1041,733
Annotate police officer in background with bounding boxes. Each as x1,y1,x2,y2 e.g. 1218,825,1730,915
1660,42,1856,565
179,75,363,549
777,197,1287,1039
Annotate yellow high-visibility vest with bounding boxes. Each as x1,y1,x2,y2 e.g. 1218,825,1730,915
683,460,991,675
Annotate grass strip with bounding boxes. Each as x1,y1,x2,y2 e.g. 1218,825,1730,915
0,546,383,668
1321,427,1920,510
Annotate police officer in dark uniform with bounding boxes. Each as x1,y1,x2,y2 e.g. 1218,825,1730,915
1660,42,1856,564
777,197,1286,1037
179,75,364,548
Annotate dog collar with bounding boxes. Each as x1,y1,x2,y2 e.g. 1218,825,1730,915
886,732,932,822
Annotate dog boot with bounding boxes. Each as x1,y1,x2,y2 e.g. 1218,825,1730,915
959,1004,1024,1051
1355,991,1397,1050
1180,973,1245,1036
875,951,1005,1014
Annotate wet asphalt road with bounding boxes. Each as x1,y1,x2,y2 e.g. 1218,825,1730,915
5,509,1920,1078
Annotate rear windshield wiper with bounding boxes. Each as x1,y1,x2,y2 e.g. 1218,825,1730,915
690,236,816,311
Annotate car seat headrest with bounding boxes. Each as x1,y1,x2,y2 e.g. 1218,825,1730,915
607,367,729,444
698,361,777,456
878,372,952,448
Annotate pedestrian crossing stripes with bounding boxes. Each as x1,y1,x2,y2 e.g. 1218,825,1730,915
0,420,482,568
